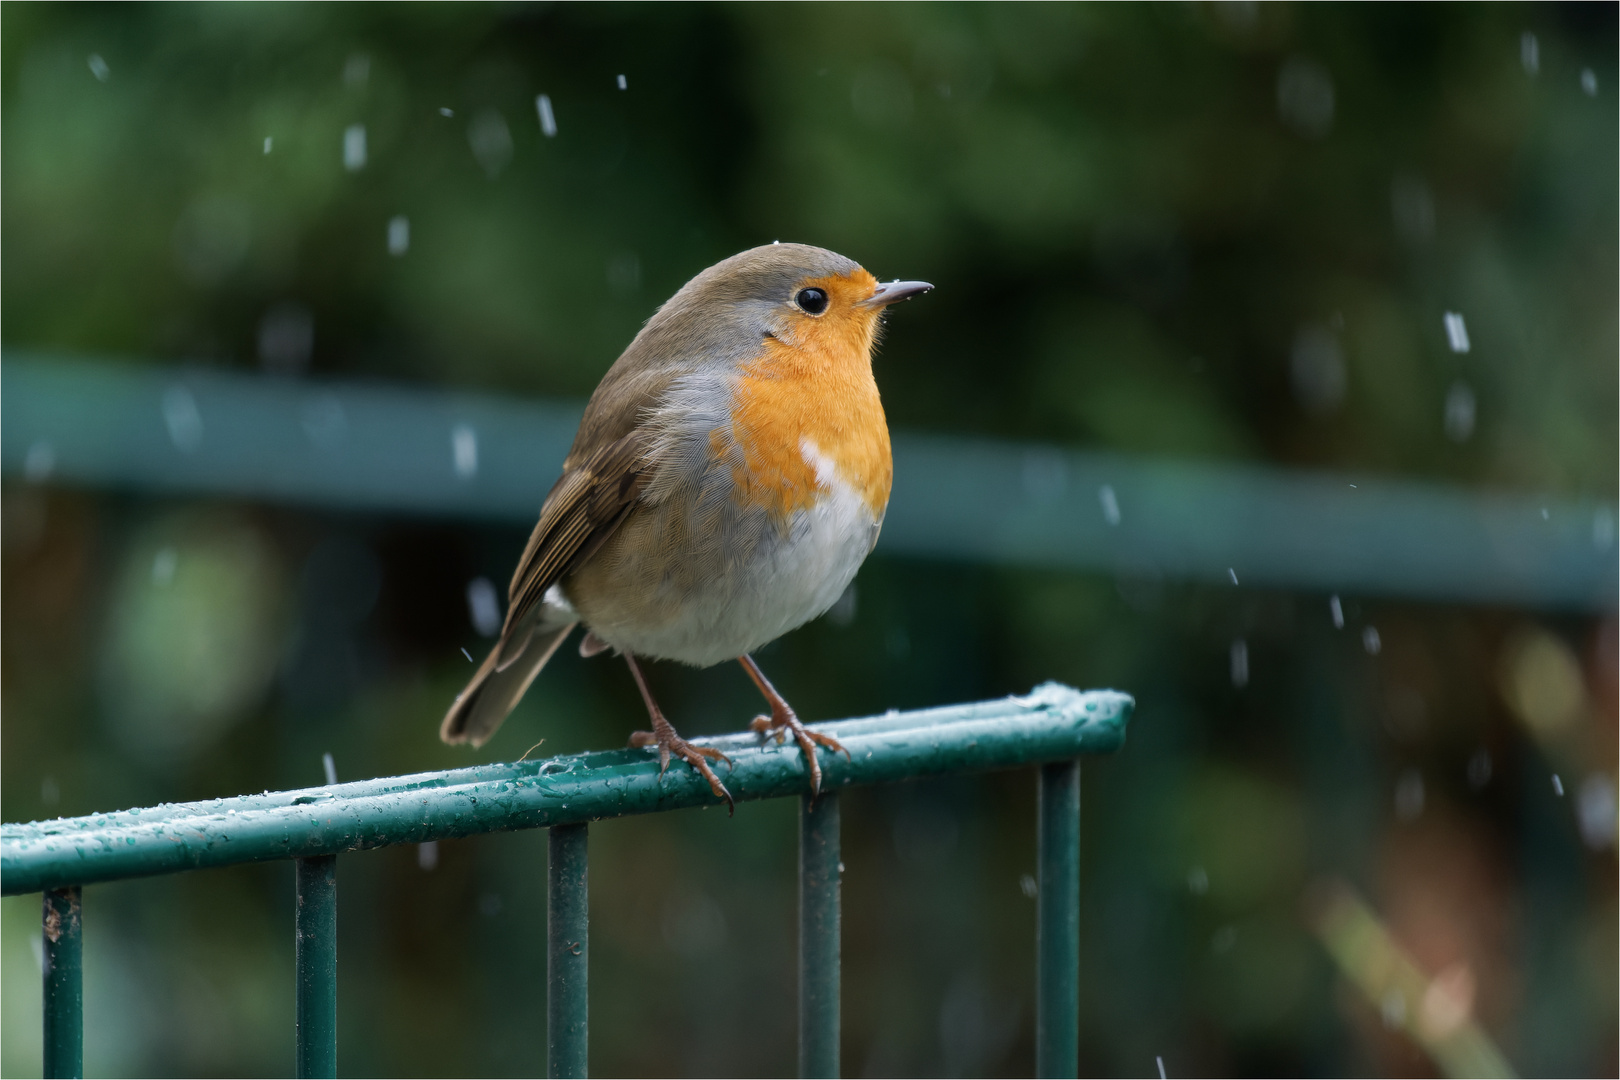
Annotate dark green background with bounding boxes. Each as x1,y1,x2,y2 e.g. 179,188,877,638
2,4,1615,1076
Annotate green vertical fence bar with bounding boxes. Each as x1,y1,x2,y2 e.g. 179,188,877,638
548,824,589,1079
0,688,1132,1078
799,792,841,1079
1036,761,1081,1080
42,886,83,1079
295,856,338,1079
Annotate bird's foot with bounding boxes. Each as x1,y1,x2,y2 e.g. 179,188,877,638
630,725,735,814
750,703,849,797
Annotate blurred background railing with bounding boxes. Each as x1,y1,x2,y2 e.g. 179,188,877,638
6,353,1613,610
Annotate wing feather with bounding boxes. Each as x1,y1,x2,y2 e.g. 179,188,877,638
502,429,653,635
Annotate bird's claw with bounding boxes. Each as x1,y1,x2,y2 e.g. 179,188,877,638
630,728,735,814
752,709,849,798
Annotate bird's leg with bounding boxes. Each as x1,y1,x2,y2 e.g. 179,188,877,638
624,652,734,814
739,654,849,797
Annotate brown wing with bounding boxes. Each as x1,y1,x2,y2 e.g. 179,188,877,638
501,427,653,638
439,430,649,747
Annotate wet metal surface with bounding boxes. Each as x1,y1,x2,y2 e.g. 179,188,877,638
294,856,337,1078
1036,761,1081,1079
547,825,589,1079
2,685,1132,896
42,886,82,1079
799,792,841,1079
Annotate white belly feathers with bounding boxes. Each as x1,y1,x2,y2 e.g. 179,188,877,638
556,386,885,667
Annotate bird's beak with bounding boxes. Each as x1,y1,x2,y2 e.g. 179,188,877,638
859,280,934,308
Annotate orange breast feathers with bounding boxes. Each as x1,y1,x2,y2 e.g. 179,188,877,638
721,270,894,521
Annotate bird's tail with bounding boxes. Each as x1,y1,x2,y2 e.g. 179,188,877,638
440,613,578,748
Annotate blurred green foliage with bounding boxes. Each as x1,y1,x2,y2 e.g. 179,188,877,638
2,3,1616,1078
3,3,1615,484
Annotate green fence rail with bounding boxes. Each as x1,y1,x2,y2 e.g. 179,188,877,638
3,683,1132,1079
3,353,1613,611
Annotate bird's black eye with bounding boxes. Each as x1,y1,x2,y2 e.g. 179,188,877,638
795,287,829,315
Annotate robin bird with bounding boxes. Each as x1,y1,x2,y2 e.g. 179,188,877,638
440,243,931,810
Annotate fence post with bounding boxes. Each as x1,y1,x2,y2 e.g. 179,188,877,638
42,886,83,1079
799,791,841,1079
295,856,338,1079
1036,761,1080,1079
548,823,589,1079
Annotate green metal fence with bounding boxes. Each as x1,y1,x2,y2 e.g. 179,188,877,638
5,354,1612,611
2,683,1132,1080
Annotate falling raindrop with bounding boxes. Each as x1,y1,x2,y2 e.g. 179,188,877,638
263,136,273,154
1551,774,1564,797
1363,626,1382,655
1467,749,1492,790
151,547,178,586
536,93,558,137
439,106,455,117
1098,484,1121,525
1228,568,1239,586
87,54,110,82
1520,32,1540,76
468,110,514,178
1594,508,1615,550
1230,639,1249,688
1444,382,1476,442
1187,866,1209,895
1019,874,1037,899
387,215,410,256
1581,68,1598,96
1443,312,1470,353
418,841,439,871
466,577,502,637
343,123,367,171
322,752,337,785
452,424,479,479
617,74,628,90
1330,594,1344,629
1577,774,1617,849
162,386,203,451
